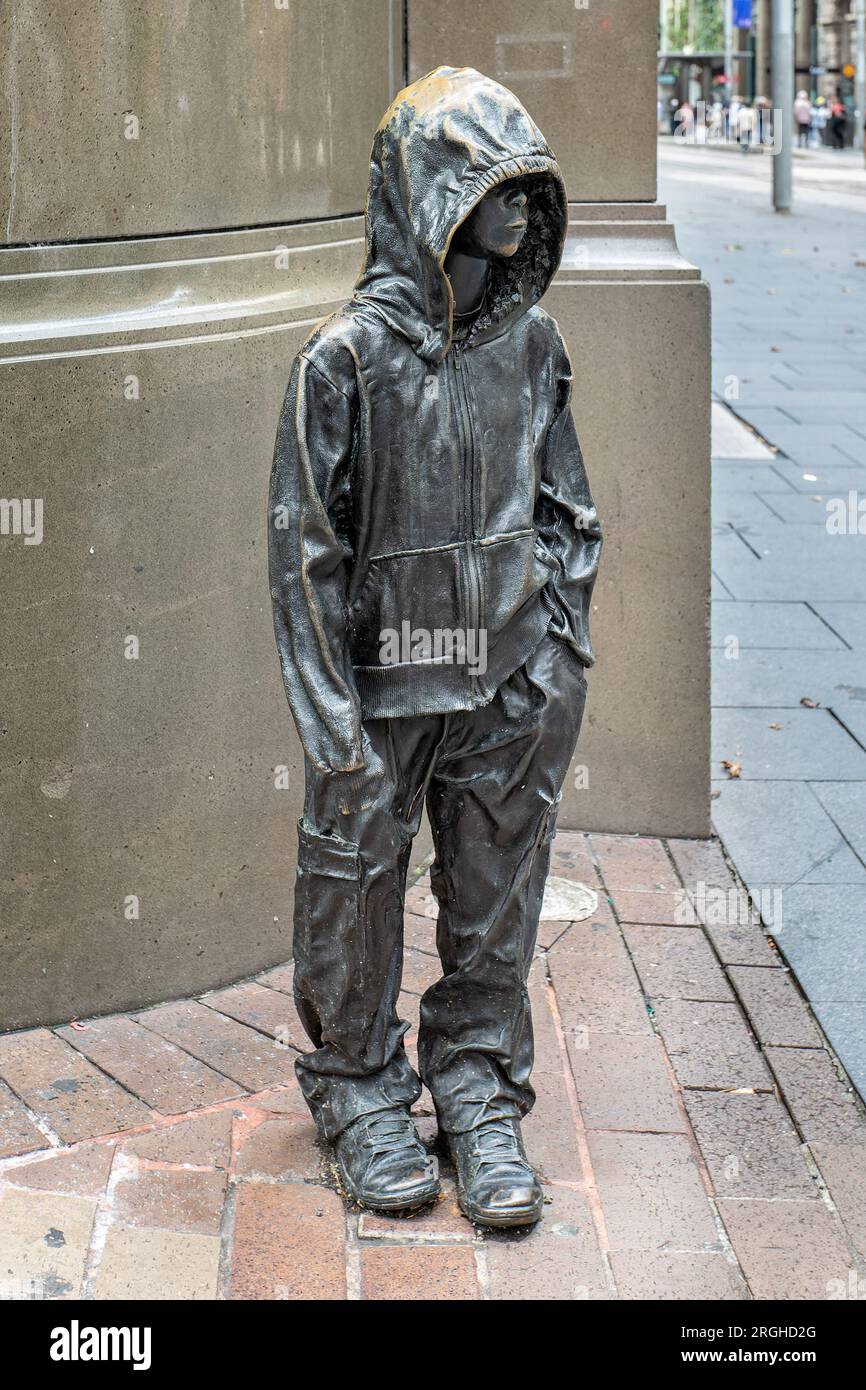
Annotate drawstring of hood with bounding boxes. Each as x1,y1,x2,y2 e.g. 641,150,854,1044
353,66,568,364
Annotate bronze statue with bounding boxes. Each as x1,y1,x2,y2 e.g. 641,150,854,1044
269,66,601,1227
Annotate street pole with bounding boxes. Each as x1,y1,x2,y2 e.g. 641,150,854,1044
724,0,734,102
854,0,866,157
771,0,793,212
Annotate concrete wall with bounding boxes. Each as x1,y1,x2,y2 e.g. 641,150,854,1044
0,0,709,1031
408,0,711,840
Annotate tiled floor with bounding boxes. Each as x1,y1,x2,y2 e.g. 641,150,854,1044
1,832,864,1301
660,141,866,1097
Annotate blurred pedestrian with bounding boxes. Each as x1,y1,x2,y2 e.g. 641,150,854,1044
812,96,828,147
830,100,847,150
738,102,756,153
794,90,812,148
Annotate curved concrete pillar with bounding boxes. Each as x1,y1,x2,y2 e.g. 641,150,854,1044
0,0,401,1030
0,219,366,1031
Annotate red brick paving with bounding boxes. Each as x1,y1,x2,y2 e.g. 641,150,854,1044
1,831,865,1301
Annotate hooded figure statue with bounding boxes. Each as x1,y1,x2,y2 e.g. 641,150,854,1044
269,66,602,1228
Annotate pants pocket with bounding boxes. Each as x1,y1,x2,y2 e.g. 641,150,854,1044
293,818,364,1052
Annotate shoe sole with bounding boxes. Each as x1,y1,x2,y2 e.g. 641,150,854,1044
457,1193,543,1229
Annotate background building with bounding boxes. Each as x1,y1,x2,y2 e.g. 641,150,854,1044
660,1,862,133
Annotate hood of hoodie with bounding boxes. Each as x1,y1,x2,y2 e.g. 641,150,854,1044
353,66,568,365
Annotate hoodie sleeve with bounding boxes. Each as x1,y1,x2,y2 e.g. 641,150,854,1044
268,351,365,773
534,334,603,666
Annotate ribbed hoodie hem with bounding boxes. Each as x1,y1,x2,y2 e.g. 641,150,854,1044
353,591,553,720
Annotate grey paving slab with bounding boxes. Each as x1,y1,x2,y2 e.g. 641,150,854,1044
776,392,866,410
742,407,809,437
710,601,846,651
810,603,866,650
761,370,866,391
811,1003,866,1099
711,706,866,781
711,528,766,595
809,783,866,864
752,418,866,446
828,695,866,749
712,538,866,601
758,492,843,524
712,464,795,494
784,404,866,425
770,886,866,1003
711,648,866,707
712,493,783,529
711,781,866,885
750,524,865,564
776,465,866,495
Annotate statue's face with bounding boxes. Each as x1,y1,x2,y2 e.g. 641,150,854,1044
453,178,529,259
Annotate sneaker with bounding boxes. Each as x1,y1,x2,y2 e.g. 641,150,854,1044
333,1107,440,1211
446,1117,543,1228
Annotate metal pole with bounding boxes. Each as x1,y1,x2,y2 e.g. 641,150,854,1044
854,0,866,156
724,0,734,101
771,0,794,211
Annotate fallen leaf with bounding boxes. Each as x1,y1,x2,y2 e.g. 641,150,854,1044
768,722,783,730
68,1020,88,1031
770,346,782,353
800,697,819,708
721,760,742,778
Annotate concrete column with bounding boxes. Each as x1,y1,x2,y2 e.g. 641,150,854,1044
796,0,816,72
756,0,773,98
0,0,400,1030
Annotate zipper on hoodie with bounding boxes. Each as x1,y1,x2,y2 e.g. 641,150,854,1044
451,342,484,703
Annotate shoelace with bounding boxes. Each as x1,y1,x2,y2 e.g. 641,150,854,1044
470,1119,527,1170
362,1112,422,1159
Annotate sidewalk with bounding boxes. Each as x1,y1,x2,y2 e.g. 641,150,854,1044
1,831,864,1301
660,140,866,1103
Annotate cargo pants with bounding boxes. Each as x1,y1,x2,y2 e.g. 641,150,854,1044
291,631,587,1140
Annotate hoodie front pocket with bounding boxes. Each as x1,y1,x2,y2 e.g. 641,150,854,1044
348,546,467,667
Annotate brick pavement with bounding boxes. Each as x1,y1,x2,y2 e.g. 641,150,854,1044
1,831,864,1302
